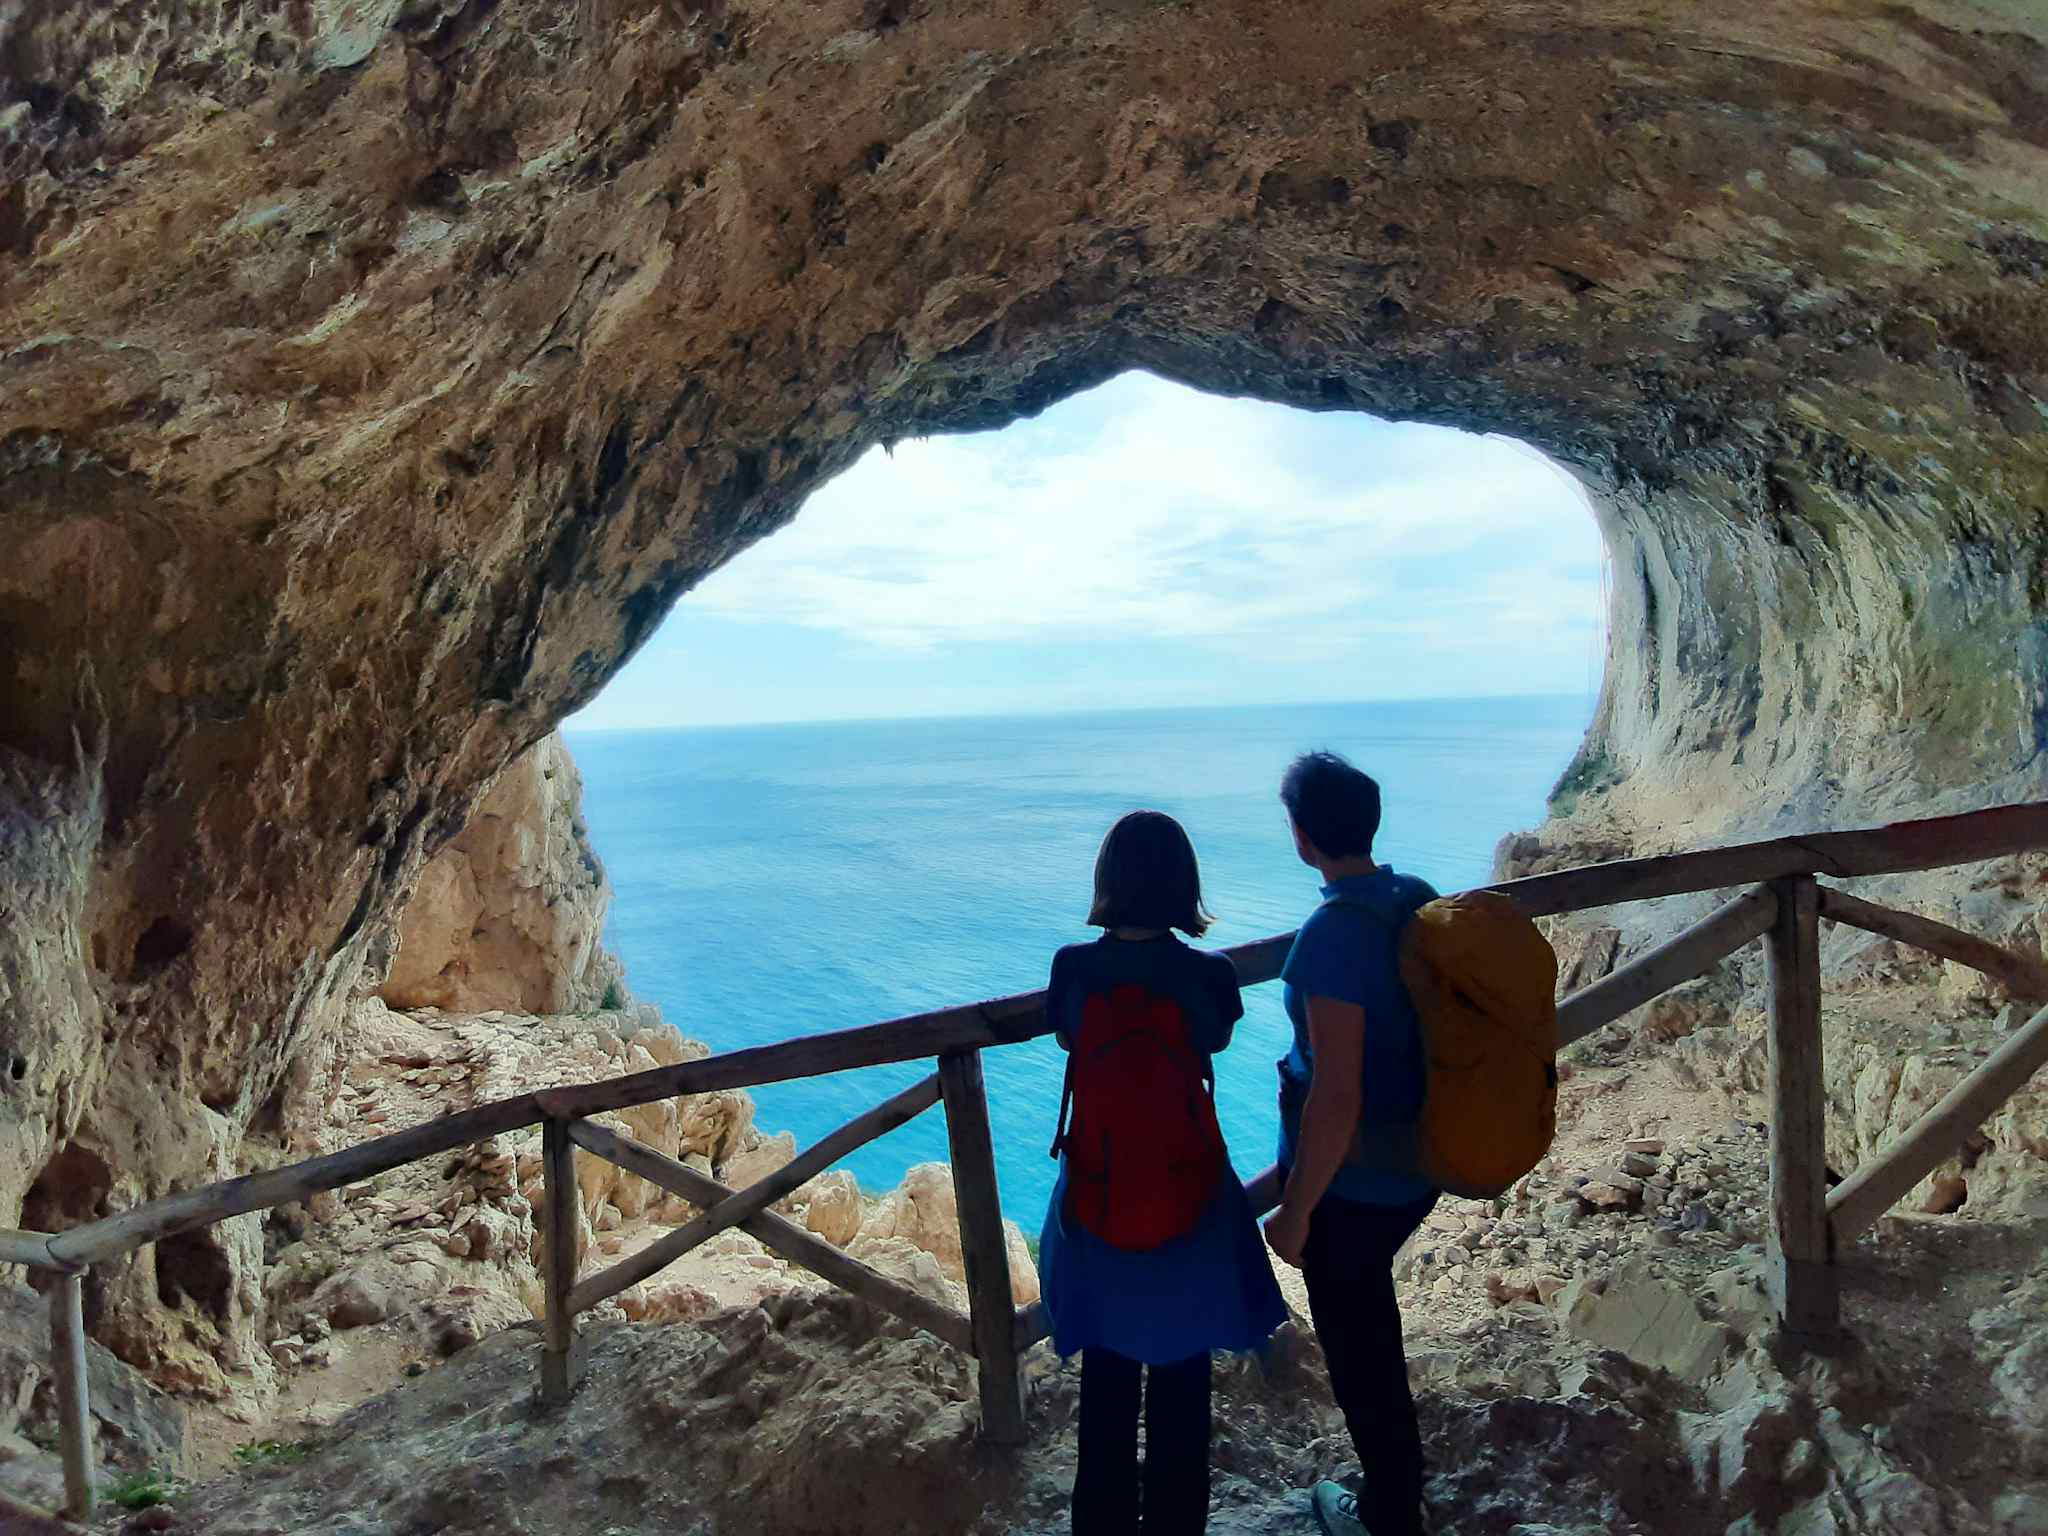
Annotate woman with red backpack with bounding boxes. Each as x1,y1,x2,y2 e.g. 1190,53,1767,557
1038,810,1288,1535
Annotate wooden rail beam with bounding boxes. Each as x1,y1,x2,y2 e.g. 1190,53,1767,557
1765,875,1837,1338
46,1095,546,1268
939,1050,1027,1446
0,1230,64,1271
1829,1001,2048,1242
50,1271,93,1520
568,1073,942,1314
537,1007,1041,1122
1818,886,2048,1000
539,1117,582,1405
1490,800,2048,917
1556,884,1778,1046
534,938,1293,1121
565,1119,975,1355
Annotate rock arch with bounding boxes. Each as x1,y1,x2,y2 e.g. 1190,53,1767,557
3,1,2046,1374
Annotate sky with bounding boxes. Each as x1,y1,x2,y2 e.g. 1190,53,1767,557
567,370,1608,731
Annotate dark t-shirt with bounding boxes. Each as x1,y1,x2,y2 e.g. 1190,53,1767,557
1047,934,1244,1058
1278,865,1437,1205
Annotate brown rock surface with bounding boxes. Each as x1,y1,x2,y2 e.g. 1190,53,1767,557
377,732,620,1016
0,1282,187,1479
161,1206,2048,1536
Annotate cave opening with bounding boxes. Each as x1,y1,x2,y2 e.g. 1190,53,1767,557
4,6,2045,1454
556,370,1608,1221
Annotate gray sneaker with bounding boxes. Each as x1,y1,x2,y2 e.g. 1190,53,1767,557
1311,1481,1366,1536
1311,1479,1424,1536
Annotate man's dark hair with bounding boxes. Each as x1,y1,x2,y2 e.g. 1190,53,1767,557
1088,810,1214,937
1280,750,1381,859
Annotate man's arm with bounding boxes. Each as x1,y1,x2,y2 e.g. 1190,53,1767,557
1264,995,1365,1266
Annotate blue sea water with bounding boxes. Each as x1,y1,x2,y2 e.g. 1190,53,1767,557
567,696,1593,1225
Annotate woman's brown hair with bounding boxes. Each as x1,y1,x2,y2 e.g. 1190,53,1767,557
1087,809,1214,937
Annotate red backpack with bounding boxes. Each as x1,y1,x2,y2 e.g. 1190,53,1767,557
1050,983,1226,1250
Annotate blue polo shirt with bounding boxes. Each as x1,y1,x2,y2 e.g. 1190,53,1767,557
1278,866,1437,1206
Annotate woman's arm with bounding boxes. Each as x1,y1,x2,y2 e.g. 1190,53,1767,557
1208,954,1245,1054
1049,949,1073,1051
1264,995,1365,1267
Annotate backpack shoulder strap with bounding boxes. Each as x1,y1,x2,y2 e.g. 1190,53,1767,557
1320,888,1424,933
1049,1056,1075,1160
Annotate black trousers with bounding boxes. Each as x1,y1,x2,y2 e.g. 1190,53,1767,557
1072,1347,1212,1535
1301,1192,1439,1536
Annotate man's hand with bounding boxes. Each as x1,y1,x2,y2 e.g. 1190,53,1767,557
1264,1205,1311,1269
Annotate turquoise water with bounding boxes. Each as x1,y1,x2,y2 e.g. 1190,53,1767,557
566,697,1593,1224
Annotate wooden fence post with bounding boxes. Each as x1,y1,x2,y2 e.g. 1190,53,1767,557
938,1050,1027,1445
50,1270,94,1519
540,1117,583,1404
1766,874,1838,1337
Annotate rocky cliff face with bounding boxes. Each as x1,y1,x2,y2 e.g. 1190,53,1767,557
3,0,2047,1379
376,731,620,1016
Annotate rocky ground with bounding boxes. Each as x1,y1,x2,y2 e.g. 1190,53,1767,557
84,1203,2048,1536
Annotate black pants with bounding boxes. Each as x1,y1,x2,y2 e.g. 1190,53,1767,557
1072,1347,1212,1535
1301,1192,1439,1536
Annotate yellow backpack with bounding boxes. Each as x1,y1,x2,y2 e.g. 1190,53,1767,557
1395,891,1559,1199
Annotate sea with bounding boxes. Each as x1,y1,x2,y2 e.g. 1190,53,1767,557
567,695,1594,1227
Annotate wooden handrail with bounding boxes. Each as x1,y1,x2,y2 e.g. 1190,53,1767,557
1828,1000,2048,1242
1555,884,1778,1045
1764,875,1836,1335
50,1275,92,1519
540,1117,581,1404
533,934,1293,1123
0,1230,66,1270
45,1094,546,1268
567,1118,975,1354
939,1050,1026,1443
568,1073,942,1314
1818,886,2048,1000
1486,800,2048,916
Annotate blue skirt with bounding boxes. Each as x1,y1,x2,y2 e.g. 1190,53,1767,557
1038,1161,1288,1365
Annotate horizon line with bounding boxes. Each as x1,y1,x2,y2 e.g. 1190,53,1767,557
561,688,1601,738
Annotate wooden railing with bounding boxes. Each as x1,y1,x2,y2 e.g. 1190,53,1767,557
6,802,2048,1520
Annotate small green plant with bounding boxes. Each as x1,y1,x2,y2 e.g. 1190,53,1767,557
1547,745,1620,818
232,1438,310,1467
600,979,626,1012
103,1469,183,1510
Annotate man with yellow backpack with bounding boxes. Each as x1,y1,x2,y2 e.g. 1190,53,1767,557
1263,752,1557,1536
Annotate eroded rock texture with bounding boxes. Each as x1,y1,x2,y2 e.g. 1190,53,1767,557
377,730,619,1015
2,0,2046,1376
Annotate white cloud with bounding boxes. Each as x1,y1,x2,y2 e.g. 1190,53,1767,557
685,372,1604,663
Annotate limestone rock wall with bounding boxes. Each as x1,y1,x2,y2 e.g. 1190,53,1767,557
376,731,620,1016
4,0,2048,1376
0,1282,186,1505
